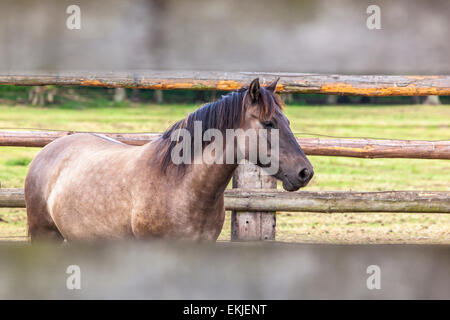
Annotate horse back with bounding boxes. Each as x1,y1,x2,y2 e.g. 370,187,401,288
25,133,137,240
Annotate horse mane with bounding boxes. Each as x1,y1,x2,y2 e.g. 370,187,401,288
153,86,282,174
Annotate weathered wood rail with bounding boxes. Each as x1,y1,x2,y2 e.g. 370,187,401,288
0,189,24,208
1,131,449,159
226,189,450,213
2,188,449,213
1,71,450,96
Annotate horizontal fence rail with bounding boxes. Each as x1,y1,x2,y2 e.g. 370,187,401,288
1,189,449,213
226,189,450,213
0,189,24,208
1,71,450,96
1,131,449,159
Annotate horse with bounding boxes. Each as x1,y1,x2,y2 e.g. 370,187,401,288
25,78,314,242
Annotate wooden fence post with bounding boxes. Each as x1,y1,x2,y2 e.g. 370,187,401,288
231,163,277,241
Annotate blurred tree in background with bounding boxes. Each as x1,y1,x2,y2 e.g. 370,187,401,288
0,85,447,107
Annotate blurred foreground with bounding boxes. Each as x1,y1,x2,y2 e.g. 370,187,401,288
0,241,449,299
1,0,449,74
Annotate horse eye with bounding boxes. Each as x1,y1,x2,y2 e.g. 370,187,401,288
261,121,275,129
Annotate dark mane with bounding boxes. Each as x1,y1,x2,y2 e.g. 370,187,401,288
154,86,282,174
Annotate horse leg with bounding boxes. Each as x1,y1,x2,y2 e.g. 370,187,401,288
26,198,64,243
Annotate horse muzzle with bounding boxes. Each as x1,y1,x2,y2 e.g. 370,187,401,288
281,167,314,191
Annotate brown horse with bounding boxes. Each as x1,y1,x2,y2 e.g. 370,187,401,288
25,78,314,242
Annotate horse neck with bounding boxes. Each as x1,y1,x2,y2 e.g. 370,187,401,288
184,161,238,199
142,139,238,199
186,164,237,199
182,136,242,197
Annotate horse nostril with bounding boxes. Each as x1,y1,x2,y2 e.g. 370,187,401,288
299,168,311,181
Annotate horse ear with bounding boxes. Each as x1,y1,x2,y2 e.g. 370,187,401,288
248,78,260,102
266,77,280,92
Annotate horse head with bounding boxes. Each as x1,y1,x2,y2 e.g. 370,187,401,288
239,78,314,191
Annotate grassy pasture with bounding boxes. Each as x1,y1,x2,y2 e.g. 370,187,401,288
0,103,449,243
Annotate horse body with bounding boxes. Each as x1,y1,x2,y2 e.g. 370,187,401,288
26,133,231,241
25,78,314,242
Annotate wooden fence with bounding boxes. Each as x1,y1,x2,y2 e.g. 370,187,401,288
0,71,449,241
1,188,449,213
1,131,449,159
1,71,450,96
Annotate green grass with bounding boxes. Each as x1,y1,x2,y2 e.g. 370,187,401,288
0,103,449,243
